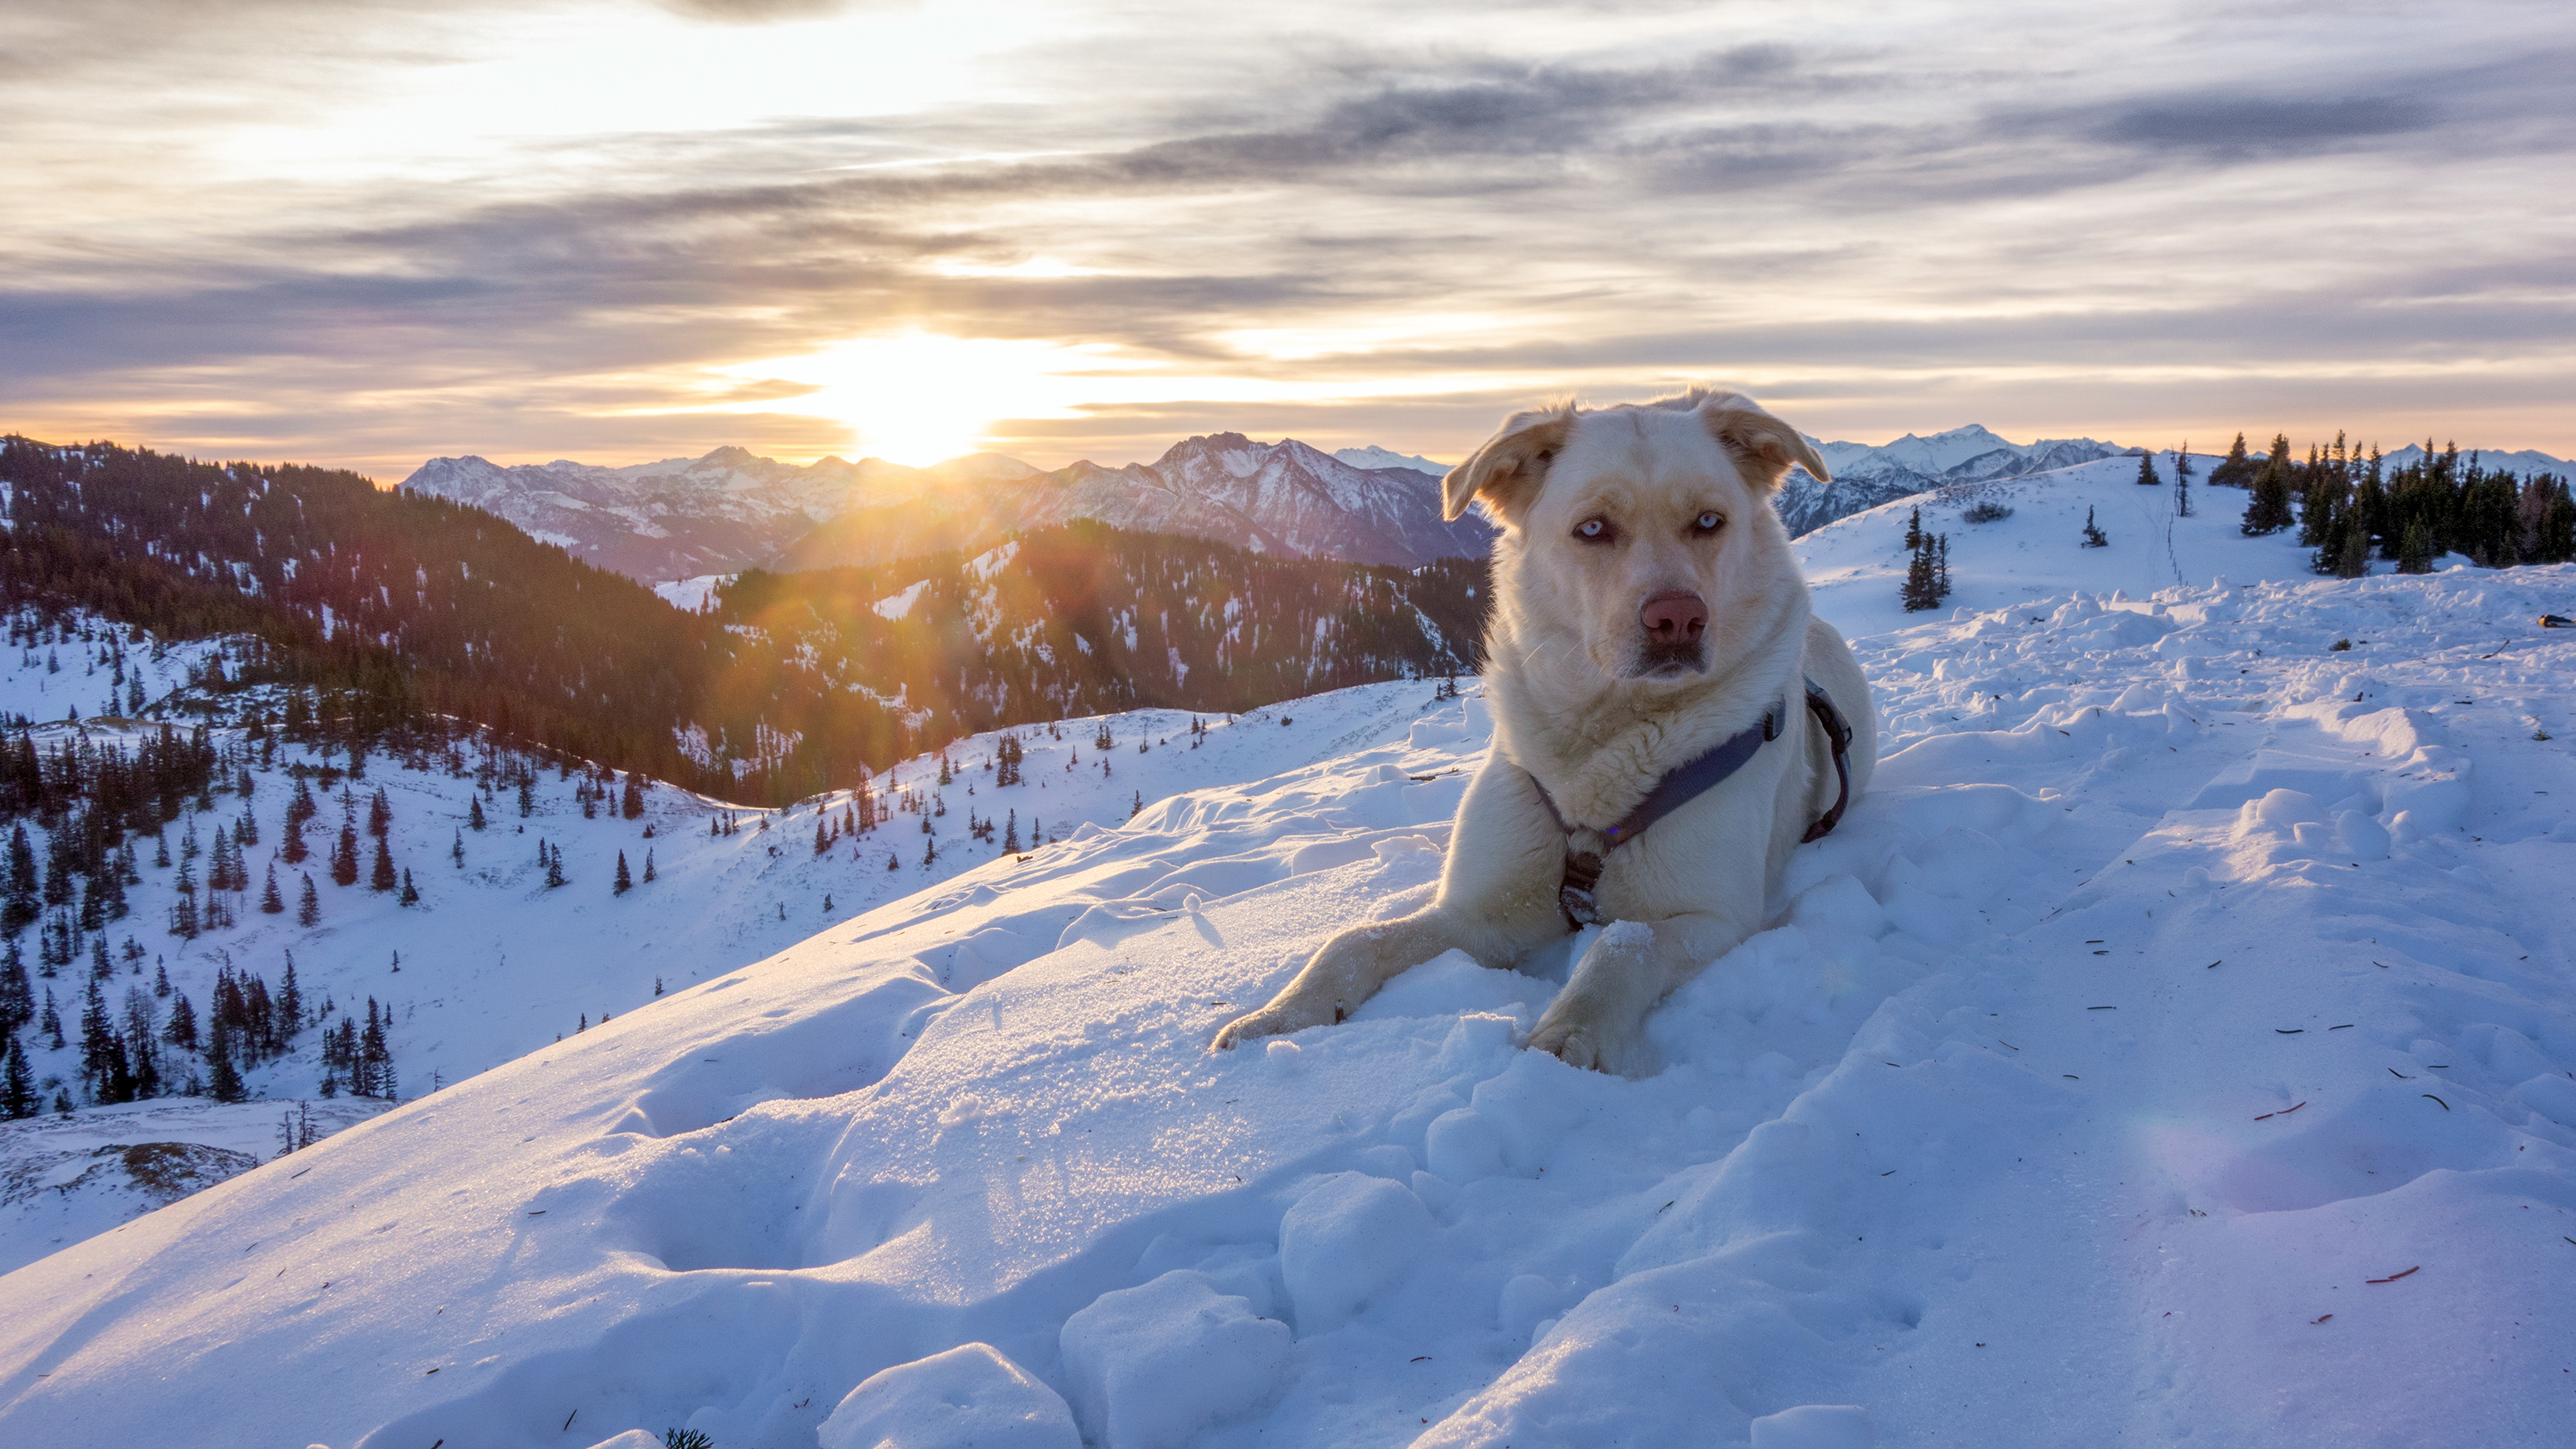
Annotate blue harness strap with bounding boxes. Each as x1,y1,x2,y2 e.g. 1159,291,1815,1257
1530,679,1854,928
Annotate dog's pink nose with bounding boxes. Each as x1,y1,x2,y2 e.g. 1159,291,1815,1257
1639,591,1708,644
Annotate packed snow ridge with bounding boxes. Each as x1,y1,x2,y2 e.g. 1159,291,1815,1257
1,496,2569,1445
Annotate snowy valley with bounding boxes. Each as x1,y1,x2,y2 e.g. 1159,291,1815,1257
0,450,2569,1447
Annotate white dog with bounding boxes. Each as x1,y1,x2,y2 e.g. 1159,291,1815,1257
1216,387,1877,1073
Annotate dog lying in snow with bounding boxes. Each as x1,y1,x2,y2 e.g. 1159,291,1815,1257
1216,387,1877,1074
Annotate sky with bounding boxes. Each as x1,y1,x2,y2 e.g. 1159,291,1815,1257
2,0,2570,477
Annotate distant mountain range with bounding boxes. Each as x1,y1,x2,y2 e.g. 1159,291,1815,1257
402,427,2574,584
1774,426,2134,536
402,438,1491,584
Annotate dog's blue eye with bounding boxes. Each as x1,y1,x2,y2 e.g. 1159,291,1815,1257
1695,511,1724,534
1575,518,1611,542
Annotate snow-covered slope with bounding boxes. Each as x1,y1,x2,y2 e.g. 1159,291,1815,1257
1778,426,2130,537
1798,451,2358,639
2,557,2570,1447
0,609,1454,1273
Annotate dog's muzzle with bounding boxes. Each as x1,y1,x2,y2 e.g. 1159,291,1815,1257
1632,590,1708,675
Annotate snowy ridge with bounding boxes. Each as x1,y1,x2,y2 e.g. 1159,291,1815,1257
407,437,1492,584
1777,425,2130,537
0,559,2570,1445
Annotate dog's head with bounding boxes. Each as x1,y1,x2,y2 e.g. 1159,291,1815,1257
1445,386,1829,684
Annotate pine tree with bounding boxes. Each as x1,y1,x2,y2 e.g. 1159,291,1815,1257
297,873,320,927
2,824,37,935
1901,535,1942,611
468,795,486,832
814,819,831,856
452,828,465,868
2335,520,2372,579
163,990,198,1051
642,848,655,883
2241,444,2296,535
2,1034,33,1119
2174,442,2193,518
545,844,567,890
2081,506,2109,547
621,771,644,819
369,836,397,892
279,955,301,1028
2398,520,2434,574
517,777,534,817
258,863,285,914
2211,431,2255,488
207,1014,244,1103
330,824,361,886
398,869,420,906
1904,506,1923,552
367,787,391,838
2135,451,2159,486
1130,790,1144,819
613,852,632,896
0,939,29,1037
1003,809,1020,852
40,986,64,1049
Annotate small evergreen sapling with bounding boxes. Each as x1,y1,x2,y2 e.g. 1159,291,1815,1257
2135,451,2159,486
613,851,633,896
2081,506,2109,547
297,873,320,927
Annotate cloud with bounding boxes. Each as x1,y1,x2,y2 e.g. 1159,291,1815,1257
2098,95,2439,155
7,0,2576,471
654,0,889,21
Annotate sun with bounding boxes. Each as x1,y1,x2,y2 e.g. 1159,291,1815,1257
716,332,1090,467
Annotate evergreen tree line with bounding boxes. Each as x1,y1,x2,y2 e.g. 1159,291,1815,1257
2215,431,2575,576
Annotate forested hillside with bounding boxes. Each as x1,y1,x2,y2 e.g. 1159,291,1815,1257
0,440,1490,802
713,520,1488,729
0,439,914,800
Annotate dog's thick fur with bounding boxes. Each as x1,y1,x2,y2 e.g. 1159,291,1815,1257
1215,387,1877,1074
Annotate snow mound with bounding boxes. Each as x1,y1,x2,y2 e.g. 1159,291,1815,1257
819,1342,1078,1449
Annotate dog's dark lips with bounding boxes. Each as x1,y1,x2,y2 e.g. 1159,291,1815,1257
1629,642,1706,679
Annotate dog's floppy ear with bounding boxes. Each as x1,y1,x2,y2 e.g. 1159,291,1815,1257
1703,404,1831,491
1443,403,1575,524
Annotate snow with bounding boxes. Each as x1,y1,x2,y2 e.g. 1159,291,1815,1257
1798,452,2359,639
652,575,729,613
871,579,931,621
819,1342,1080,1449
1333,447,1451,477
2,540,2574,1444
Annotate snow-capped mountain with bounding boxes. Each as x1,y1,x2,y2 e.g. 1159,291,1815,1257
405,436,1492,583
3,549,2568,1446
772,433,1494,573
1777,425,2129,536
399,448,1037,584
1333,445,1451,476
2378,440,2572,477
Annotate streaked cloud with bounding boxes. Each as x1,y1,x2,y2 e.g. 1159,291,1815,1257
2,0,2570,477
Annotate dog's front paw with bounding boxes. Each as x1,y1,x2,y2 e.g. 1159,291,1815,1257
1212,993,1340,1051
1525,1018,1604,1071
